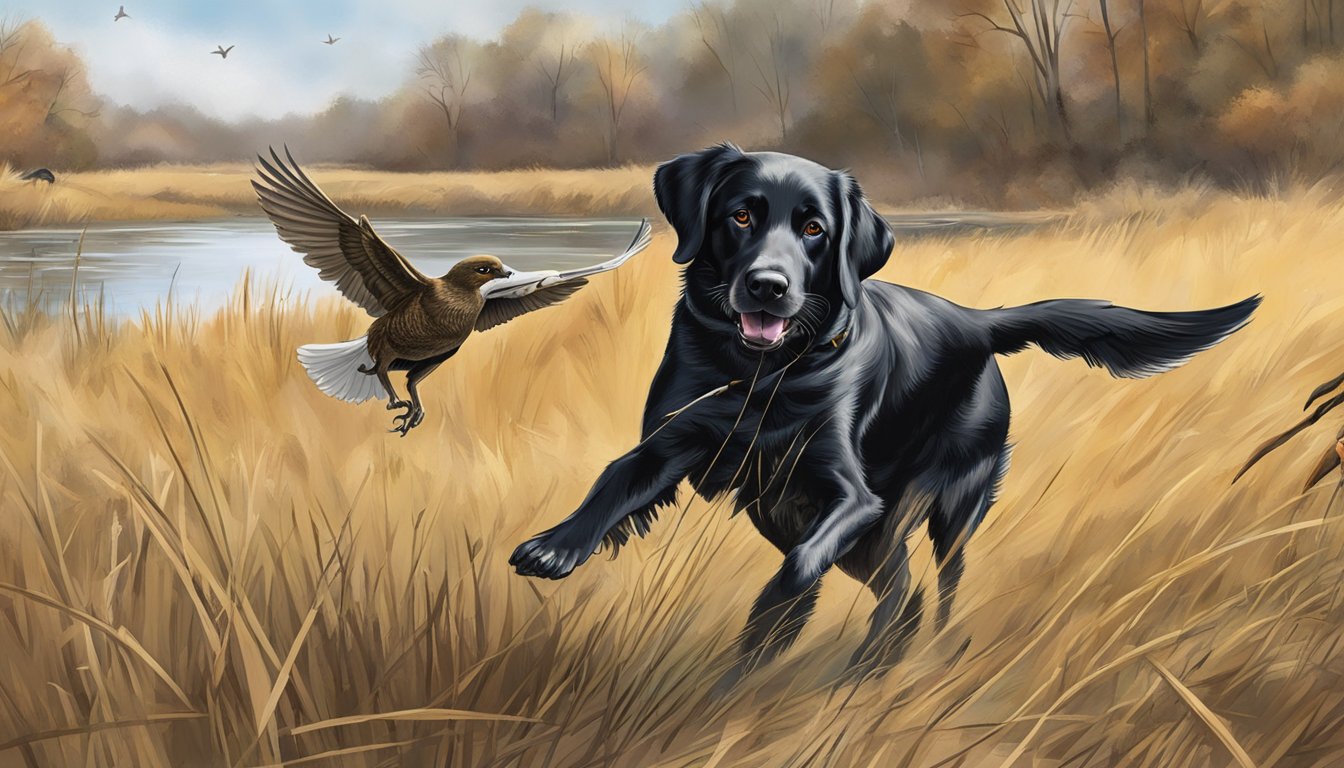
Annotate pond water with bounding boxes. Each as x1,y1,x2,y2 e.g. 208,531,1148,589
0,213,1043,317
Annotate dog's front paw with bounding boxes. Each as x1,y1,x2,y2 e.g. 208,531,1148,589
509,529,593,579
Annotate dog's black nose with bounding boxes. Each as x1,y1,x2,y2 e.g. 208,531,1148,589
747,270,789,302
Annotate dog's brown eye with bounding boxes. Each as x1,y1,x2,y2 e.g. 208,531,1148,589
732,209,751,227
803,221,824,237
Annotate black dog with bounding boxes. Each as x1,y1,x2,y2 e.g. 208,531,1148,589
510,144,1258,688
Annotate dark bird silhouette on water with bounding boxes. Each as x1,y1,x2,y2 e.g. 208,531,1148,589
114,5,129,21
323,34,340,45
212,45,234,59
20,168,55,184
252,147,652,435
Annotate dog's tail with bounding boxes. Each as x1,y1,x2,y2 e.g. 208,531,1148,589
984,295,1261,378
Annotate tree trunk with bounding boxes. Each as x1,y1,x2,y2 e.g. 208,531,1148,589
1139,0,1153,130
1100,0,1124,142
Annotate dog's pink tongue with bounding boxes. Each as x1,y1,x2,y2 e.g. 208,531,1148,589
740,311,786,344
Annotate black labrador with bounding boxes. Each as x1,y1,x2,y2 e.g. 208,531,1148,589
510,143,1259,688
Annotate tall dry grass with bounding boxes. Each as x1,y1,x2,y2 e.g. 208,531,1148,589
0,162,659,230
2,188,1344,767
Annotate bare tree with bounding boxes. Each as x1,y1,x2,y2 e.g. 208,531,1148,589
1097,0,1125,140
1224,12,1280,79
1301,0,1337,48
693,3,740,116
45,64,99,120
749,11,793,142
590,31,647,165
1139,0,1153,129
851,62,906,152
815,0,838,34
534,42,577,123
1170,0,1210,52
417,37,475,164
961,0,1076,143
0,17,35,91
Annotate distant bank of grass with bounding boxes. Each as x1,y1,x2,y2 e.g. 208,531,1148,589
0,162,661,229
2,187,1344,766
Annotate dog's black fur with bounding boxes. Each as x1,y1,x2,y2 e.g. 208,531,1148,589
510,144,1259,687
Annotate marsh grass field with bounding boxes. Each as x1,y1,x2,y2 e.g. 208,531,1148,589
3,177,1344,767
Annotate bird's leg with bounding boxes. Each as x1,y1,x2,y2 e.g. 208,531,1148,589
366,361,411,416
390,360,443,436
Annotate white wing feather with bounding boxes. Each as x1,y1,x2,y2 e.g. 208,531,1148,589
479,218,651,300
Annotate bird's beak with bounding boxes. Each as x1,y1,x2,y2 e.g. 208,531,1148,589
504,270,514,278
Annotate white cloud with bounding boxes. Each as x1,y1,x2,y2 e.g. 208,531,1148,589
13,0,681,122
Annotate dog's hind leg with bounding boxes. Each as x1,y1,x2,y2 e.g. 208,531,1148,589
926,448,1009,631
842,538,923,675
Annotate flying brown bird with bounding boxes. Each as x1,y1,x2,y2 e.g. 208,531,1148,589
212,45,234,59
253,147,651,435
114,5,129,21
323,34,340,45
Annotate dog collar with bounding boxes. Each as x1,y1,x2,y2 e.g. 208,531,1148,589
817,309,853,351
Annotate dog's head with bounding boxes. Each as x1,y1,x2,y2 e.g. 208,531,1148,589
654,144,893,352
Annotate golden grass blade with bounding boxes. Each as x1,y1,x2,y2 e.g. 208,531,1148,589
994,616,1272,768
0,712,204,753
68,225,85,344
88,443,224,656
1145,655,1258,768
253,599,322,737
701,718,753,768
0,582,195,711
244,737,420,767
287,707,545,737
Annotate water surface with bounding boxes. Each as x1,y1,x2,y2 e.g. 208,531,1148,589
0,213,1047,317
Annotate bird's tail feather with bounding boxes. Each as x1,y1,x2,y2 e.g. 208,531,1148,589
297,337,384,403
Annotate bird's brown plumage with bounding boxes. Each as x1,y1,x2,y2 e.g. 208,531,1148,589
253,146,643,435
365,256,501,366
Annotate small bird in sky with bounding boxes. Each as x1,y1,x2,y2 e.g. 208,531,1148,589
323,34,340,45
113,5,129,21
252,147,652,435
212,45,234,59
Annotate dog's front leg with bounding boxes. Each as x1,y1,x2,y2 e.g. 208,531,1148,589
714,469,884,694
510,438,701,580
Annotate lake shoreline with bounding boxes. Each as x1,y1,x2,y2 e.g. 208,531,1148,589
1,162,1042,232
0,163,663,231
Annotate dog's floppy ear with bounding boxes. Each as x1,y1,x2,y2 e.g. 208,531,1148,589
835,172,894,309
653,143,745,264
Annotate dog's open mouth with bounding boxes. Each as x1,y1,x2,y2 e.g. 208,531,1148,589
737,311,792,350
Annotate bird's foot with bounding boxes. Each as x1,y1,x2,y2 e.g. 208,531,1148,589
509,526,594,579
387,398,410,412
389,405,424,437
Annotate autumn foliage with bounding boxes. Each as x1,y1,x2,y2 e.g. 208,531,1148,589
4,2,1344,203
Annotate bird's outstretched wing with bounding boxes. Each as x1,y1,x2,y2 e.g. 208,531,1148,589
253,146,429,317
475,218,651,331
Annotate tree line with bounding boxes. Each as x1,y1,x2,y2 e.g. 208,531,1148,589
3,0,1343,204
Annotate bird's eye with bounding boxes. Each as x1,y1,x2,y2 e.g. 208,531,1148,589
802,221,824,237
731,209,751,228
475,266,491,274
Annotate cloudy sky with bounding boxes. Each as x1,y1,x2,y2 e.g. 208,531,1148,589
11,0,683,121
